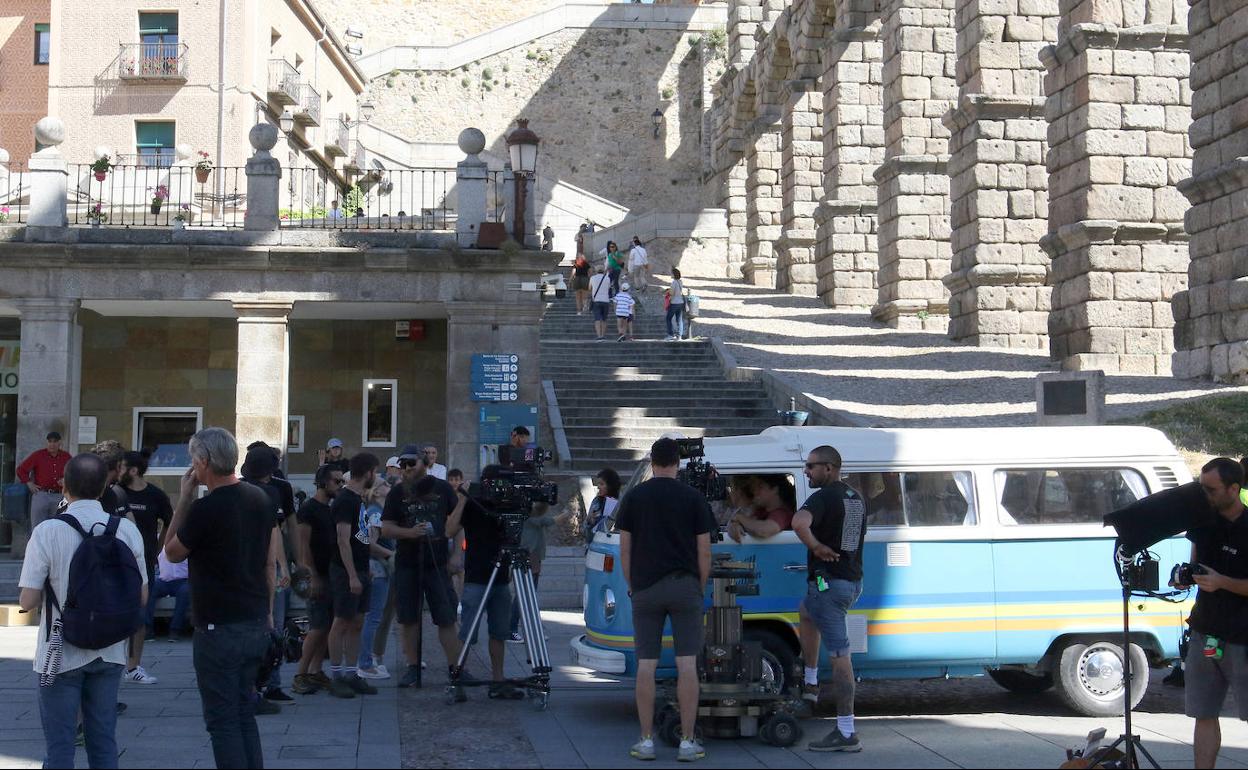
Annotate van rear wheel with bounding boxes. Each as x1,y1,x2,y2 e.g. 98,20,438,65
744,628,797,695
987,669,1054,694
1055,641,1148,717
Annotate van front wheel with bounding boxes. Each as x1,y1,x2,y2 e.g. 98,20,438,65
987,668,1054,694
1055,641,1148,717
744,628,798,695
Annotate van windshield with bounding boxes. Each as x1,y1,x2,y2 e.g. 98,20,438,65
623,457,653,496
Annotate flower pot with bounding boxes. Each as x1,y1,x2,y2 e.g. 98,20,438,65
151,200,163,215
195,168,211,184
172,220,185,231
90,220,101,228
93,171,107,182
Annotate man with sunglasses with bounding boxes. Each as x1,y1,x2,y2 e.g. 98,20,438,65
292,464,343,695
792,445,868,753
381,444,466,689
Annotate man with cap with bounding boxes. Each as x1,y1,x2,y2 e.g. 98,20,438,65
384,457,402,487
380,444,466,688
17,431,69,529
324,439,349,474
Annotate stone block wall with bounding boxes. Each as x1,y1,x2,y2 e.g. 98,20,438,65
778,84,823,295
1041,4,1191,374
745,122,783,287
1172,0,1248,382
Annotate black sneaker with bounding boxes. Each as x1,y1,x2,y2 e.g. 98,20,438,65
808,729,861,753
1163,666,1185,688
347,675,378,695
450,667,480,684
398,665,421,688
488,682,525,700
254,698,281,715
801,683,819,703
328,678,356,699
263,687,293,702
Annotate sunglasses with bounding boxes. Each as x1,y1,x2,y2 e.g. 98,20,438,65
805,462,840,470
399,459,419,468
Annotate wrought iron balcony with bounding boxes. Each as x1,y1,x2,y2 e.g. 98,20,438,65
267,59,300,106
326,118,350,157
119,43,188,82
294,82,321,127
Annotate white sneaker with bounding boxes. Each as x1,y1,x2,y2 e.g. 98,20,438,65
507,632,525,644
358,666,390,680
124,666,158,685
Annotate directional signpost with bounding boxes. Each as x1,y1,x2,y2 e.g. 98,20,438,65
471,353,520,402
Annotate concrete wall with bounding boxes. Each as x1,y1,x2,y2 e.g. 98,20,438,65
317,0,564,51
0,0,50,161
288,318,447,474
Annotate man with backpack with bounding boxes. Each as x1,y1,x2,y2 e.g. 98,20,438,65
18,452,148,769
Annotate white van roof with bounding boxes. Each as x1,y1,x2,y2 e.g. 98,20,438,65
701,425,1182,468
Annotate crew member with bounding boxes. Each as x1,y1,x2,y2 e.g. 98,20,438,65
16,431,68,528
792,445,866,753
1177,457,1248,769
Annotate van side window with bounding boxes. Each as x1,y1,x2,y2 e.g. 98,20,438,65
995,468,1149,525
845,471,977,527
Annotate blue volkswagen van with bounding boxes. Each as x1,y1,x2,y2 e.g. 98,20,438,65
570,426,1194,717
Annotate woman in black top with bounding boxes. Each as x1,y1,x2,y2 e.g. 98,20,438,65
571,253,592,315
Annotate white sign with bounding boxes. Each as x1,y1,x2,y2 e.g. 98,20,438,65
78,416,97,446
0,341,17,395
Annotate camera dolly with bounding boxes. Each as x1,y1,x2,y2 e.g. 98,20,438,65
446,546,552,710
653,554,804,748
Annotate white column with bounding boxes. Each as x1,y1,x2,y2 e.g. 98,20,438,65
233,301,291,456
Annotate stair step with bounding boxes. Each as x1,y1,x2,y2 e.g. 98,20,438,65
558,408,780,420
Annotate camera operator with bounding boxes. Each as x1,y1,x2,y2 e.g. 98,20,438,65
380,446,466,689
615,437,715,763
445,466,526,701
292,464,343,695
1174,458,1248,768
792,445,866,754
326,453,381,698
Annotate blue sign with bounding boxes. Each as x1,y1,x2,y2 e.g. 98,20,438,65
471,353,520,402
478,403,538,469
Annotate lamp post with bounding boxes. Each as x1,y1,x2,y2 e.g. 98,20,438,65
652,108,664,139
505,118,540,245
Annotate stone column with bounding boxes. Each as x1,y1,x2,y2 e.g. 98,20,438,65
872,0,958,329
455,128,489,248
777,82,822,296
717,152,750,279
234,301,292,456
243,124,282,232
729,0,764,68
1173,0,1247,381
943,0,1058,348
814,0,885,309
27,118,68,229
744,119,783,288
445,302,543,480
1041,8,1190,374
13,298,80,558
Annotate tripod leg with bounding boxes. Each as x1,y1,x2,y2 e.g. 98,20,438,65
415,549,424,688
1133,738,1161,769
453,559,504,675
519,564,550,670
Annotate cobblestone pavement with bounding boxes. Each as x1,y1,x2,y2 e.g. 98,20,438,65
4,611,1248,768
686,278,1248,428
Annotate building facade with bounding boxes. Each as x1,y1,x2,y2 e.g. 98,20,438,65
0,0,51,160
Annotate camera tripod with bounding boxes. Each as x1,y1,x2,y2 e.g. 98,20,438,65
447,545,552,709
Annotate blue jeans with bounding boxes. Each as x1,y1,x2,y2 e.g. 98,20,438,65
801,579,863,657
193,620,269,769
266,588,288,689
358,574,390,669
459,582,513,644
146,577,191,635
666,305,685,338
38,657,122,769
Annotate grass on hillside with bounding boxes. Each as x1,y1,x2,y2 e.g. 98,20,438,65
1116,394,1248,474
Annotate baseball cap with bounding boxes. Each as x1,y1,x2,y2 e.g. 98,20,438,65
397,443,424,461
46,431,62,441
326,438,344,449
386,456,401,468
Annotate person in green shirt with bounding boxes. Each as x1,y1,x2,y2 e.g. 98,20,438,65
601,240,625,296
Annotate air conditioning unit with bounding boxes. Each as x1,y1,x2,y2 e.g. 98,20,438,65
346,44,363,56
345,26,365,39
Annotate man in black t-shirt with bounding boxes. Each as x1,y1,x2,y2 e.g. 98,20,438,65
326,453,380,699
615,438,714,762
1174,458,1248,768
293,464,343,695
119,450,173,686
323,438,350,474
793,445,866,754
91,440,131,518
164,427,277,770
380,447,465,688
240,447,294,703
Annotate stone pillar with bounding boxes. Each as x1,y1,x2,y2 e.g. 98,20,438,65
729,0,763,68
27,118,68,229
777,82,822,296
872,0,958,329
244,124,282,232
1173,0,1246,381
455,128,489,248
744,119,783,288
717,152,750,279
815,0,885,309
445,302,543,480
943,0,1058,348
1041,8,1190,374
233,301,291,456
13,298,80,558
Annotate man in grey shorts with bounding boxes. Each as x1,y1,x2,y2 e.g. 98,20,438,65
616,437,715,763
1173,457,1248,768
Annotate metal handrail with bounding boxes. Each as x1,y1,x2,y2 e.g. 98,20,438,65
119,42,189,80
266,59,300,104
295,82,322,125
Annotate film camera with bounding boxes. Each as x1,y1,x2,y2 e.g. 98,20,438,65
674,437,728,502
468,463,559,545
1171,562,1208,586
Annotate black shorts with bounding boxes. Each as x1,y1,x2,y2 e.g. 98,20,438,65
307,573,332,632
631,572,705,660
328,562,371,620
394,560,458,628
592,301,611,322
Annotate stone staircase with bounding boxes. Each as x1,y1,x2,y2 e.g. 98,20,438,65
540,291,779,474
0,560,22,603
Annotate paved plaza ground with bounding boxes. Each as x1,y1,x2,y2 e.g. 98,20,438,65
3,610,1248,768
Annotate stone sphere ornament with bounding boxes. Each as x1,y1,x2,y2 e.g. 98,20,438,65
175,143,193,162
458,127,487,158
35,117,66,148
249,123,279,153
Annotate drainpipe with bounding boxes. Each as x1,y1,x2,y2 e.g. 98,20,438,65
215,0,227,215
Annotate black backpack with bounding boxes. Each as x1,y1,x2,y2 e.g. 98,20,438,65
45,514,145,650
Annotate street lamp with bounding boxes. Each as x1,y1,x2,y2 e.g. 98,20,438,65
279,107,295,136
505,118,540,245
652,108,664,139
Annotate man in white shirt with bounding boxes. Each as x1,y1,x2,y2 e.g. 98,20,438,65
628,237,650,294
422,444,449,480
19,453,147,770
589,264,613,342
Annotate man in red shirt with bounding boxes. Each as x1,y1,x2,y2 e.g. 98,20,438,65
16,431,69,528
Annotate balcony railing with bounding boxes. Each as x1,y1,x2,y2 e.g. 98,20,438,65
280,167,454,232
119,43,188,81
114,152,176,169
68,163,247,229
294,82,321,127
326,119,350,157
267,59,300,106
